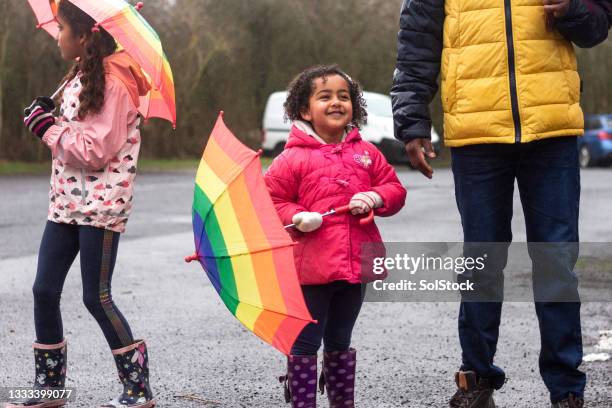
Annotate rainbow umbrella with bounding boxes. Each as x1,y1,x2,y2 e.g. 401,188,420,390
185,112,315,355
27,0,176,127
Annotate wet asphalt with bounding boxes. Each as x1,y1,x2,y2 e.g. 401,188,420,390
1,168,611,407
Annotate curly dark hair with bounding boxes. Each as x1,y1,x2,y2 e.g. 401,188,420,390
58,0,117,119
284,65,368,129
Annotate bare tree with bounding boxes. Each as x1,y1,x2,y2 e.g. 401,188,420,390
1,0,609,161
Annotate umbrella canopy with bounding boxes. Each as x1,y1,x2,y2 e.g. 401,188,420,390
186,112,314,355
27,0,176,127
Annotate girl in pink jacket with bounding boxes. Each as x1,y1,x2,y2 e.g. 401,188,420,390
18,2,154,407
265,65,406,408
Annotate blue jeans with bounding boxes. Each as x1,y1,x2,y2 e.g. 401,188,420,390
451,136,585,403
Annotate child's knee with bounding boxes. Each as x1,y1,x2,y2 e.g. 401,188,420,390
291,338,322,356
32,283,61,306
323,334,352,353
82,290,111,315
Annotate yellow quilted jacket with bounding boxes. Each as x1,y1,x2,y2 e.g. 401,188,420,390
441,0,584,147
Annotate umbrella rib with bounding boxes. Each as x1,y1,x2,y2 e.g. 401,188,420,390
195,151,279,259
36,18,56,28
229,304,316,324
202,267,314,322
218,286,315,323
198,241,297,260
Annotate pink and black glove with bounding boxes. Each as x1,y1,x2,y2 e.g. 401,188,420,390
349,191,383,215
24,97,56,139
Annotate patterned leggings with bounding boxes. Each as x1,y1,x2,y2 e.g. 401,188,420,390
33,221,134,349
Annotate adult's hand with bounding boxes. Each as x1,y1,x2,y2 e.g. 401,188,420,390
543,0,571,18
405,138,436,179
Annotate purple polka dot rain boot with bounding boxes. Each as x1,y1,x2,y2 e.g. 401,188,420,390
319,348,356,408
279,355,318,407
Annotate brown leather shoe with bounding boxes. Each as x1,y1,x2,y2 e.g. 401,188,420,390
551,394,584,408
449,371,496,408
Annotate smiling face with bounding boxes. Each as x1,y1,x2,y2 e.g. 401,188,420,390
56,13,86,61
300,74,353,144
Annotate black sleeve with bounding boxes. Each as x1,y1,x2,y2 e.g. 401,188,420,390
555,0,612,48
391,0,445,143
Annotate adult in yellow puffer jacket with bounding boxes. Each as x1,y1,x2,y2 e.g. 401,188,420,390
391,0,611,407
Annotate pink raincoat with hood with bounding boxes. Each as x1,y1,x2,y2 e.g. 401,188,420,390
41,51,151,233
264,122,407,285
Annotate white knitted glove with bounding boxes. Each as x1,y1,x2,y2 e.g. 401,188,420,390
349,191,383,215
292,212,323,232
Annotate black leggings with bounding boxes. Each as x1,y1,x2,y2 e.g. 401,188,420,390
291,281,365,356
33,221,134,349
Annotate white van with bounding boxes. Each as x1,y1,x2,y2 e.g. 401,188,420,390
261,91,440,163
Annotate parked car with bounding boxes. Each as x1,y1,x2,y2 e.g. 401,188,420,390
261,91,440,163
578,114,612,168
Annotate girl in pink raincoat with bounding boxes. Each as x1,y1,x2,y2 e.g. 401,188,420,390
16,2,154,407
265,65,406,408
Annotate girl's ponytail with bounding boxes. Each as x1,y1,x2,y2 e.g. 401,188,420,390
78,28,116,119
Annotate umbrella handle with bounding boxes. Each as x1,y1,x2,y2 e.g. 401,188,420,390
284,205,375,229
333,204,351,215
334,204,374,225
50,80,68,100
359,209,375,225
185,253,199,263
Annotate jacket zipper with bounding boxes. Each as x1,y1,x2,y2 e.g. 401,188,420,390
81,169,86,206
52,160,58,211
504,0,522,143
347,217,353,280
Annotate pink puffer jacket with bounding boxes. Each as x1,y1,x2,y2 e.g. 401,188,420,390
264,125,407,285
41,52,151,233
